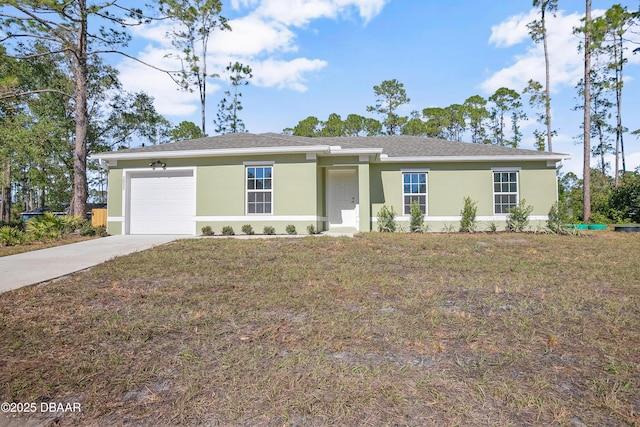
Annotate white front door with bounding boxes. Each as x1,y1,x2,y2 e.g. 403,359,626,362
327,169,358,229
128,170,195,235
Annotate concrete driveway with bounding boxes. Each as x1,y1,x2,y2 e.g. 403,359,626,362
0,235,186,293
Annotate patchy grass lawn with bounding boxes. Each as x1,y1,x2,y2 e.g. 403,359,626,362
0,235,100,258
1,233,639,426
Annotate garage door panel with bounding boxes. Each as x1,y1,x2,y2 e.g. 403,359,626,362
129,171,195,235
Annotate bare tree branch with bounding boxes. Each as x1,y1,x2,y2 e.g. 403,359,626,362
94,50,183,84
0,89,73,101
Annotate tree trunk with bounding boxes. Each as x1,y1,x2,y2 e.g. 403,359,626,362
617,34,625,178
1,160,10,223
541,6,553,152
583,0,592,223
598,125,606,176
71,0,89,218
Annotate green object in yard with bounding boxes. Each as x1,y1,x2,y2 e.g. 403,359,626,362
588,224,607,230
566,224,588,230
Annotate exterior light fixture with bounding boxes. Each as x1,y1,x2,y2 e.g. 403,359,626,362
149,160,166,170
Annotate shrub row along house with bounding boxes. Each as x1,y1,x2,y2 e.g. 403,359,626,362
92,133,571,235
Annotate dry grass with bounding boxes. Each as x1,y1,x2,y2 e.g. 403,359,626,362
1,232,639,426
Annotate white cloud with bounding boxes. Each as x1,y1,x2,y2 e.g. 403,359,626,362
117,0,389,118
252,58,328,91
117,45,221,117
488,10,537,48
482,9,587,94
482,7,640,95
130,21,177,49
210,16,296,56
247,0,389,26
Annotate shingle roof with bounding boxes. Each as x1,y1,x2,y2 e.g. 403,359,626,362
94,132,570,160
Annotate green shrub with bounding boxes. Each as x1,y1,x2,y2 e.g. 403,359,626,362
263,226,276,235
547,201,571,234
0,225,25,246
307,224,317,235
0,220,25,230
409,201,424,233
377,205,397,233
285,224,297,235
241,224,255,235
588,211,609,224
26,212,70,241
486,221,498,232
79,221,96,236
201,225,214,236
221,226,235,236
506,199,533,232
459,197,478,232
95,226,108,237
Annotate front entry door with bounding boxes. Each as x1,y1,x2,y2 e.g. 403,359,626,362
327,169,358,229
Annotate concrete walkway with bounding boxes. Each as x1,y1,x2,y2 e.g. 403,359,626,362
0,235,185,293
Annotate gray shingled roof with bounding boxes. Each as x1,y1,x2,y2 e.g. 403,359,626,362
95,132,570,159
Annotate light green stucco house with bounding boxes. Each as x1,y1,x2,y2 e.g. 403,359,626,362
92,133,571,235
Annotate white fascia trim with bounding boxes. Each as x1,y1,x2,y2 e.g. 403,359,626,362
379,154,571,163
91,146,331,161
196,215,325,222
123,166,196,173
372,215,549,222
491,167,522,171
244,160,275,166
401,168,430,173
329,147,383,156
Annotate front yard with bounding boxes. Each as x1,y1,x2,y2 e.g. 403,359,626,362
1,233,639,426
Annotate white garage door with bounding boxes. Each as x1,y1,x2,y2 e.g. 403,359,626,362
128,170,195,235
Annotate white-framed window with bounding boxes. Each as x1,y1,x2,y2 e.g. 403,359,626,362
246,166,272,214
493,170,518,214
402,171,427,215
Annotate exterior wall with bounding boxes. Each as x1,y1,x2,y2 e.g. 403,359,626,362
106,154,322,235
316,167,326,232
370,161,558,232
105,152,560,235
106,169,123,236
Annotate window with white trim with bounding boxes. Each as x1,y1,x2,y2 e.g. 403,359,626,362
247,166,272,214
493,171,518,214
403,172,427,215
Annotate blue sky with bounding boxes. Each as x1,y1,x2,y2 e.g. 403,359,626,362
117,0,640,177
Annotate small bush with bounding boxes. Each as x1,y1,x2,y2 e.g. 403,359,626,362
221,226,235,236
506,199,533,232
377,205,397,233
95,226,108,237
241,224,255,235
79,221,96,236
0,225,25,246
26,213,70,241
459,197,478,232
409,201,424,233
263,226,276,235
547,201,571,234
486,221,498,232
588,211,609,224
201,225,214,236
307,224,317,235
285,224,297,235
